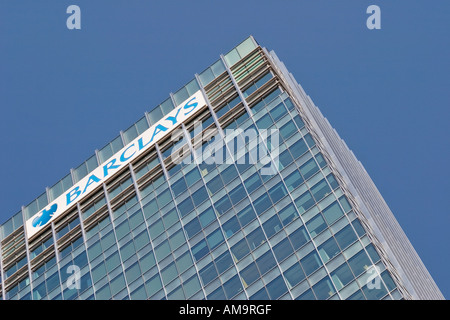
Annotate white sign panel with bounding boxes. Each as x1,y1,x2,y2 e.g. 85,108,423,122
26,90,206,239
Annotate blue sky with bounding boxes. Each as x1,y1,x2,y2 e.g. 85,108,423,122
0,1,448,298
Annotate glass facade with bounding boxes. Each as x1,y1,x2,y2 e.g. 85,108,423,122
0,36,437,300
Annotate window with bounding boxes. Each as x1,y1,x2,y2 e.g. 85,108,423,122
161,263,178,285
155,241,171,262
312,276,336,300
284,170,304,192
223,275,243,299
300,251,322,276
82,196,106,219
253,193,272,215
206,175,224,195
348,250,372,277
243,173,262,194
242,72,274,98
299,158,319,180
56,217,80,240
250,287,270,300
215,96,241,118
214,195,232,216
331,263,354,291
278,204,298,226
255,251,277,275
240,262,260,287
134,156,160,180
192,240,209,261
228,184,246,205
183,275,202,298
215,250,234,274
149,219,164,240
273,238,294,262
266,275,288,300
206,229,224,250
335,225,358,250
237,205,256,226
30,237,54,259
289,139,308,159
246,227,266,250
171,178,187,197
230,238,250,261
306,214,327,237
199,207,216,227
293,115,304,128
318,237,340,263
322,201,344,225
295,191,315,214
200,263,218,286
288,226,310,250
311,179,331,202
185,218,202,239
268,182,288,204
223,216,240,238
262,215,282,238
284,263,305,289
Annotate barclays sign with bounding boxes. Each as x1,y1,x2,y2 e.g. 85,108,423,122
25,90,206,239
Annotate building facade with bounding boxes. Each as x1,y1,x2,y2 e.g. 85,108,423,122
0,37,443,300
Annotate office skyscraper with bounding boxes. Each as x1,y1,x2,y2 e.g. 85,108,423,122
0,36,443,300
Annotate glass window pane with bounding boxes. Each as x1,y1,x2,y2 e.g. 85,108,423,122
295,191,314,214
215,251,234,274
246,227,266,250
306,214,327,237
223,275,243,299
322,201,344,225
299,158,319,180
273,238,294,262
312,276,336,300
284,170,303,192
262,214,282,238
311,179,331,202
200,263,218,286
148,106,164,125
230,239,250,261
331,262,353,291
223,216,240,238
250,287,270,300
125,262,141,285
237,205,256,226
268,182,287,204
318,237,340,263
192,240,209,261
199,207,216,227
348,250,372,277
206,228,224,250
183,275,201,298
185,218,201,239
335,225,358,250
266,275,288,300
211,59,226,77
284,263,305,288
145,274,162,297
256,251,277,275
278,204,298,226
240,262,260,287
288,226,310,250
254,193,272,215
270,103,287,122
289,139,308,159
301,251,322,275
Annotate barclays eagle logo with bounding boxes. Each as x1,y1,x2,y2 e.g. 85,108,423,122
32,203,58,228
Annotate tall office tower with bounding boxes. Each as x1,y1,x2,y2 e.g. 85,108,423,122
0,37,443,300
